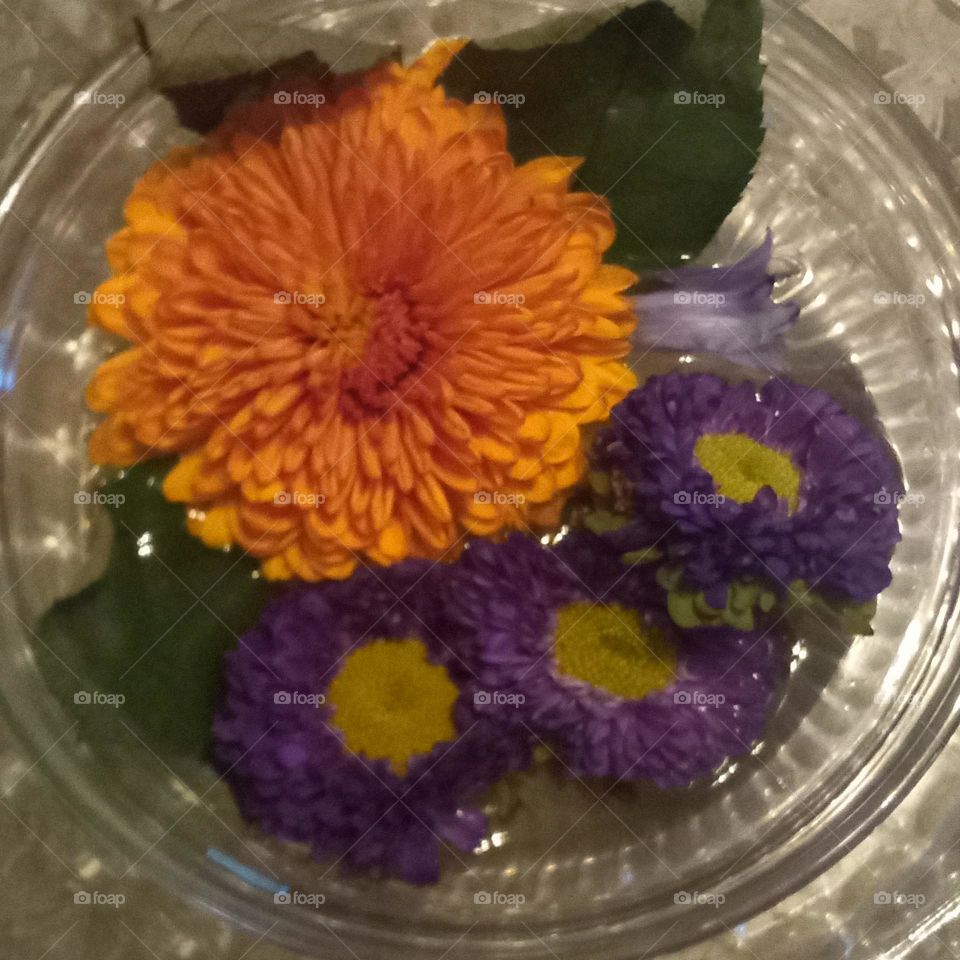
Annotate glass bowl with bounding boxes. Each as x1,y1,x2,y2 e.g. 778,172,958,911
1,1,960,957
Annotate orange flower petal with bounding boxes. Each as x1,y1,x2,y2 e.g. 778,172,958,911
84,40,638,580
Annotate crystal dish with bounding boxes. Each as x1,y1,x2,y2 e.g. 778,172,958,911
0,1,959,957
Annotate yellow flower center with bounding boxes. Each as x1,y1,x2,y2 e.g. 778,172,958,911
327,638,459,776
554,602,676,700
694,432,801,512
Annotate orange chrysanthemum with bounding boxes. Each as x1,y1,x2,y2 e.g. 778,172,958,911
85,41,638,580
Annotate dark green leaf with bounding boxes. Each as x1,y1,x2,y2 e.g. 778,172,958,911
150,50,327,137
441,0,764,269
786,581,878,638
35,461,275,756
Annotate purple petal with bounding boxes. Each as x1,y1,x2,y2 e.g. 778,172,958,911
633,230,800,372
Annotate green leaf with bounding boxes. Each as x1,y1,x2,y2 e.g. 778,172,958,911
441,0,764,269
34,461,274,757
147,50,330,137
785,581,878,638
467,0,706,49
474,7,632,50
137,0,703,133
136,8,395,133
666,0,709,27
657,566,776,630
137,7,394,87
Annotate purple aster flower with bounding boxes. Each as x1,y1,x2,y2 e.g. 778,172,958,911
594,372,901,605
450,534,785,788
634,231,799,371
213,560,531,885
